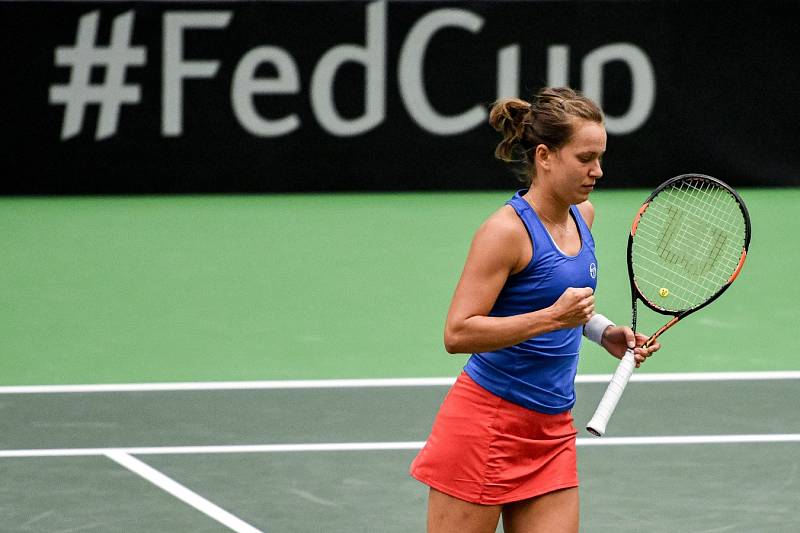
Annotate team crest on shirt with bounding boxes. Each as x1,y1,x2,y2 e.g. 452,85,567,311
589,263,597,278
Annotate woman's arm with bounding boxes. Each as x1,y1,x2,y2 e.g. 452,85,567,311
443,208,595,354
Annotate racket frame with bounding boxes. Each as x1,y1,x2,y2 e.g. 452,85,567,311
629,174,751,347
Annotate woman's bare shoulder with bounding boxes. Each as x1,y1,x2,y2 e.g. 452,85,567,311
476,204,526,243
576,200,595,229
464,205,528,273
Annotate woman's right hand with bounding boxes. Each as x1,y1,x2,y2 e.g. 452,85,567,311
549,287,595,329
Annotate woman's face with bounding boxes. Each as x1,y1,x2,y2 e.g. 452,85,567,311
549,119,607,204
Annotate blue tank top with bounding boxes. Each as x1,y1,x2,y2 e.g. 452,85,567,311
464,190,598,414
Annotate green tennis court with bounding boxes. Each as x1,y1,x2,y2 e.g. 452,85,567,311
2,190,799,531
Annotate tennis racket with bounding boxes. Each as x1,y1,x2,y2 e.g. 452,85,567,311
586,174,751,436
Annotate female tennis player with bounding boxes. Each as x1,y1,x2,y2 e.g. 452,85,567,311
409,87,660,533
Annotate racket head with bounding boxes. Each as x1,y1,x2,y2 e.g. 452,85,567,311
627,174,751,317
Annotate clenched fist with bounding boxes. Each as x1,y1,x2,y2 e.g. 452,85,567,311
550,287,595,329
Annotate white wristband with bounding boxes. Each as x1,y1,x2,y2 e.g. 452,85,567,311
584,314,615,345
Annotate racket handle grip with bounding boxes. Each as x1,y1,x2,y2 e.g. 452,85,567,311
586,349,637,437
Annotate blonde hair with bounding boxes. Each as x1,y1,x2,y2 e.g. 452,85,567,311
489,87,603,185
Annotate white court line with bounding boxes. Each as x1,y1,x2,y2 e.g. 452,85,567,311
2,434,800,458
106,452,263,533
0,442,428,458
1,371,799,394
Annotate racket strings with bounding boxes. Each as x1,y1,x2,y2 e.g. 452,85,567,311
666,180,740,232
634,225,742,287
631,178,747,311
636,183,743,299
641,184,742,257
634,237,738,308
634,256,713,308
661,181,742,268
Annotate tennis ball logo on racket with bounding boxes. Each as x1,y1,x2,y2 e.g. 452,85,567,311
659,287,670,298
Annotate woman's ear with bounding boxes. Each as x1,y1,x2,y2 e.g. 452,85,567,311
535,144,551,170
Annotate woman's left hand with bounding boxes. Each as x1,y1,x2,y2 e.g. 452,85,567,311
600,326,660,368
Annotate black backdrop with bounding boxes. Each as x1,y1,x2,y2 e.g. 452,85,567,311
2,1,798,194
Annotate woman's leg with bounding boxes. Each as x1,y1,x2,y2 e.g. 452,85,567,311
501,487,579,533
427,487,502,533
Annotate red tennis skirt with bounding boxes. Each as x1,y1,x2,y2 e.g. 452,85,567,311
410,371,578,505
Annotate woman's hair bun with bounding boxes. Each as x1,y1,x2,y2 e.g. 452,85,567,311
489,98,531,162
